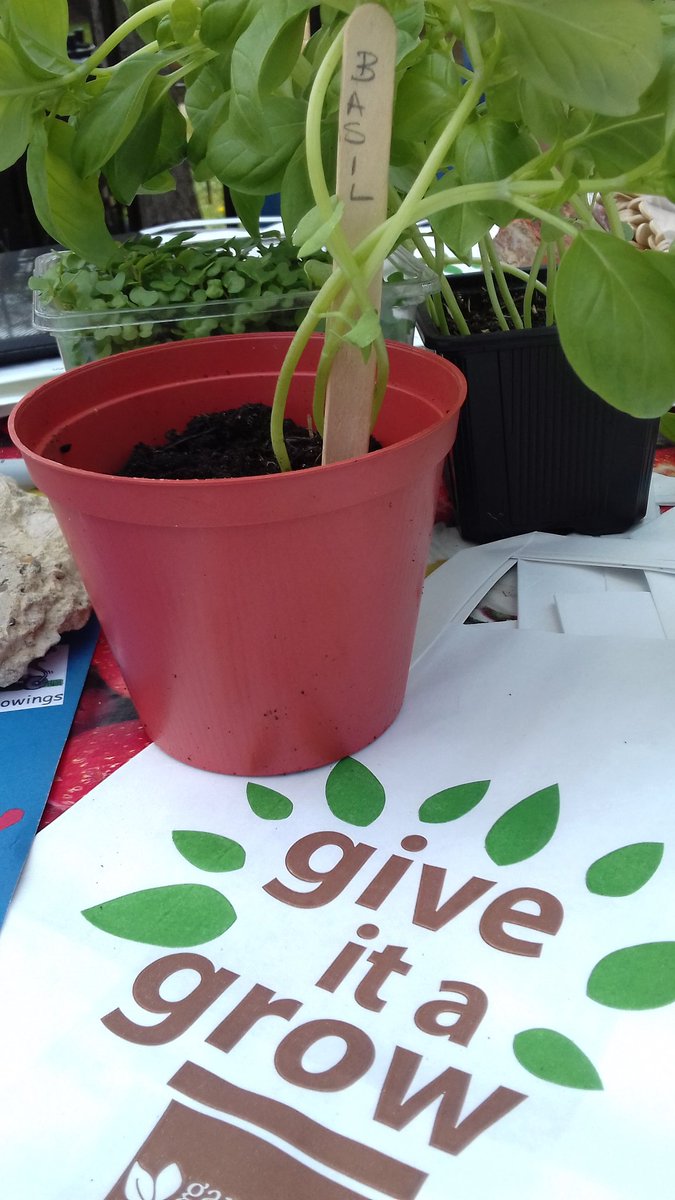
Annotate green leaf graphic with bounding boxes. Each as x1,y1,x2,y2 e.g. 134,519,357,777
172,830,246,872
587,942,675,1010
485,784,560,865
586,842,664,897
82,884,236,947
246,782,293,820
419,780,490,824
513,1028,603,1091
325,758,386,827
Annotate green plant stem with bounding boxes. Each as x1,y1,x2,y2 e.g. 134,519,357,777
500,197,576,241
77,0,173,74
455,0,484,71
478,239,509,330
503,262,547,295
484,236,523,329
408,225,470,335
269,270,349,471
94,41,161,71
545,243,557,325
522,240,546,328
600,191,625,239
431,235,451,334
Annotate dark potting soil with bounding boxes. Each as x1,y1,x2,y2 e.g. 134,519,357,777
118,403,381,480
446,278,549,335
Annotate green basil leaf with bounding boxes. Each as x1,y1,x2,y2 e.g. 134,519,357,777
427,172,494,260
581,109,665,177
170,0,200,42
281,123,337,242
0,33,43,90
393,50,460,143
208,92,306,193
518,80,569,145
491,0,662,117
138,170,176,194
199,0,256,55
2,0,70,77
26,121,116,266
229,0,313,98
556,231,675,418
186,64,231,177
73,54,174,178
104,85,165,204
293,195,344,257
455,116,537,226
229,189,264,238
343,308,381,349
0,94,34,170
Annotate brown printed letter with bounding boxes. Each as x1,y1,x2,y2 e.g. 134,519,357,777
374,1046,526,1155
102,953,238,1045
263,831,376,908
479,887,563,957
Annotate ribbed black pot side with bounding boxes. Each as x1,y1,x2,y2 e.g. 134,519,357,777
416,279,658,544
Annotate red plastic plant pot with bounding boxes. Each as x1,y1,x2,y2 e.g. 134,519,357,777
10,333,465,776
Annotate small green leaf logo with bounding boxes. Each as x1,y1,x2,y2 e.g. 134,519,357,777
246,782,293,820
82,884,236,947
485,784,560,866
326,758,386,826
587,942,675,1010
172,830,246,872
586,842,663,897
419,780,490,824
513,1028,603,1090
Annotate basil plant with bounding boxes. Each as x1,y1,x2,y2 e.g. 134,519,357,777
3,0,675,469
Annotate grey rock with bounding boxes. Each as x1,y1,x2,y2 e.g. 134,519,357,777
0,478,91,688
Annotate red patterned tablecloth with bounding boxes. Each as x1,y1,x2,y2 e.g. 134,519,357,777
39,634,150,828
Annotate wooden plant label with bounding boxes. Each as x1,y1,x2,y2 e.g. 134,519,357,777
322,3,396,465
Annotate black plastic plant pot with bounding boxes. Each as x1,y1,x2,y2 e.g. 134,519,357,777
417,276,659,544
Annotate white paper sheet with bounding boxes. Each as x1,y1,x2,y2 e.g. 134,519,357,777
412,535,530,664
517,532,675,572
627,503,675,543
3,624,675,1200
517,561,647,633
645,571,675,638
555,591,665,639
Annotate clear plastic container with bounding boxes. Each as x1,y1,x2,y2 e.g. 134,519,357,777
32,224,439,369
